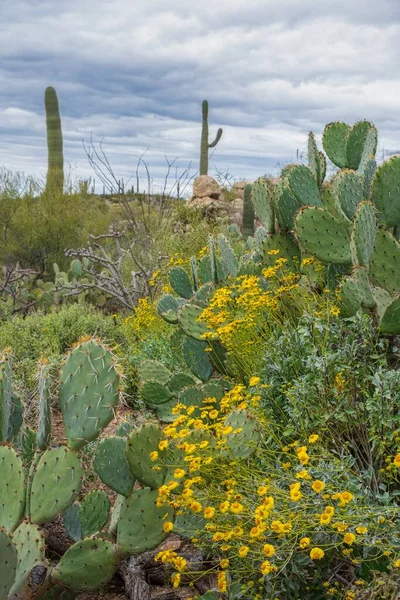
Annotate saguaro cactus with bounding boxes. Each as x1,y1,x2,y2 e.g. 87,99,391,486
200,100,223,176
44,86,64,195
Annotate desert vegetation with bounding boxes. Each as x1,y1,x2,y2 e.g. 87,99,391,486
0,88,399,600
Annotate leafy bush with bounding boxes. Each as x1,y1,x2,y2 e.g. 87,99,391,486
0,303,117,390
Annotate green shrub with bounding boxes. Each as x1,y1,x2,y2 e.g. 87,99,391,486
0,303,118,391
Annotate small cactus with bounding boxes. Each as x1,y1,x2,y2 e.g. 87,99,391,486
59,339,120,450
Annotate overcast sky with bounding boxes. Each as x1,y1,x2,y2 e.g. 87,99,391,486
1,0,400,194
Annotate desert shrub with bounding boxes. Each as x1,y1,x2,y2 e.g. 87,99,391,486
260,312,400,494
154,380,400,599
0,189,112,272
146,253,400,599
0,302,117,390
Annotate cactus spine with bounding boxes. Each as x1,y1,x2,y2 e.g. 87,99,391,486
44,86,64,196
199,100,223,176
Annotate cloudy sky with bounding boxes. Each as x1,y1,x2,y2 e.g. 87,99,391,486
1,0,400,194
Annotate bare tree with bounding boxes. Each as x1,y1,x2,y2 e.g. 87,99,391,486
0,264,41,316
83,136,196,200
64,226,167,310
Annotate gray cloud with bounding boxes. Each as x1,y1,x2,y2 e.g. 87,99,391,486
1,0,400,192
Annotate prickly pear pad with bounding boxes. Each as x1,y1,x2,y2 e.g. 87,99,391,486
0,528,17,600
371,156,400,227
379,296,400,334
370,229,400,293
0,446,25,532
322,121,351,168
350,201,376,267
10,521,45,596
30,446,83,524
223,410,261,459
117,487,174,556
51,538,119,590
126,423,168,489
295,207,351,264
60,340,120,450
94,436,134,497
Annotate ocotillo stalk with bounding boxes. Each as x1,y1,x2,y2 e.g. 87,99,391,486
200,100,223,176
44,86,64,195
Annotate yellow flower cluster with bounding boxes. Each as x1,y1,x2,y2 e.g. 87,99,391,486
123,297,168,341
146,383,399,598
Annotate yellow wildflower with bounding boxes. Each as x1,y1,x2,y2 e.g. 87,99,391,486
312,480,325,494
263,544,275,557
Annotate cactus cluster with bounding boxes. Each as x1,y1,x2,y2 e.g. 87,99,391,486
246,120,400,334
0,338,186,598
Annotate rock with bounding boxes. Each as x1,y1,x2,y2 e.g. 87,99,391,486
232,180,250,199
230,198,244,228
193,176,222,199
189,196,229,211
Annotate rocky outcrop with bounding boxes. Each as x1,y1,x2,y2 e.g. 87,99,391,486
189,175,279,228
192,175,222,200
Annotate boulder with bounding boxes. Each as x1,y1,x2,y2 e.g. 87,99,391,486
189,196,230,211
193,175,221,199
230,197,244,228
232,180,249,199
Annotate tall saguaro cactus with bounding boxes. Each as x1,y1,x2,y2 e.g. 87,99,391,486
44,86,64,195
200,100,223,176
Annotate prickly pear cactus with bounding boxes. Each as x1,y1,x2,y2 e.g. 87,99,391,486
182,336,213,382
331,170,363,220
217,235,237,277
295,206,351,264
126,423,168,489
0,351,13,442
322,120,377,170
285,164,322,207
350,201,376,267
370,156,400,227
51,538,119,591
223,410,261,459
94,436,135,497
59,339,120,450
157,294,185,323
117,487,174,556
138,360,171,385
37,361,52,450
30,446,83,524
169,267,193,299
370,230,400,293
0,529,17,600
9,521,46,597
168,372,196,393
308,131,326,187
178,304,209,340
140,381,173,406
262,232,300,270
63,491,110,542
0,446,25,532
